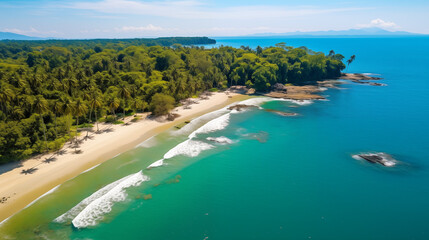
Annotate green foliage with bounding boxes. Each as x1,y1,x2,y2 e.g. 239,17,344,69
150,93,175,116
0,39,345,163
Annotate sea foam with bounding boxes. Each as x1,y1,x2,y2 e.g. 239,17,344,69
237,97,276,107
71,171,149,228
24,185,60,209
189,113,230,139
55,171,148,228
147,159,164,169
135,136,157,148
164,140,214,159
206,136,234,144
173,108,229,136
284,99,314,105
81,163,101,174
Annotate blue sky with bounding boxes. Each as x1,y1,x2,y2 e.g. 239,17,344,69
1,0,428,38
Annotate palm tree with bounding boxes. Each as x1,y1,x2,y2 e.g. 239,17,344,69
11,106,25,120
72,99,88,151
33,95,49,152
0,85,15,115
130,97,147,116
88,90,103,133
51,100,63,138
59,96,74,137
346,55,356,73
117,84,131,120
106,95,120,121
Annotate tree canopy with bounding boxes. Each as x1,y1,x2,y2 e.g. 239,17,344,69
0,39,345,163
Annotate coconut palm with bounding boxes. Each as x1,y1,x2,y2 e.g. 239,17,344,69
72,99,88,151
33,95,49,152
346,55,356,73
0,85,15,114
11,106,25,120
117,84,131,119
59,96,74,136
130,97,147,116
88,90,103,133
106,95,120,121
51,100,63,138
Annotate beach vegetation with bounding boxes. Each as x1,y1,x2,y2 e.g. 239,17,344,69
0,38,345,163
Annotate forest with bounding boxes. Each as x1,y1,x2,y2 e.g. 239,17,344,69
0,37,345,163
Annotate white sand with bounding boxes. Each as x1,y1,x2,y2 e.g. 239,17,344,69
0,92,243,222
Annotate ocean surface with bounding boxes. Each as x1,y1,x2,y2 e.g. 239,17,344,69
1,37,429,240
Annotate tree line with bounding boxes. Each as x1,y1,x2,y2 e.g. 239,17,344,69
0,39,345,163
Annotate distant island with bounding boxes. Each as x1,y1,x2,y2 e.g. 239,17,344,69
0,32,48,41
0,36,216,46
245,27,424,37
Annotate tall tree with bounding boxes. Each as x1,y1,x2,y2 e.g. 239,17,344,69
88,90,103,133
51,100,63,138
106,95,120,121
72,99,88,150
346,55,356,73
0,85,15,116
117,84,131,120
59,96,74,137
33,95,49,152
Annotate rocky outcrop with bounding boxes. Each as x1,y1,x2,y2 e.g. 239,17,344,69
264,109,297,117
227,104,258,111
271,83,287,93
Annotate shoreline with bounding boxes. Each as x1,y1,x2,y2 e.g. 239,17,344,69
0,92,247,223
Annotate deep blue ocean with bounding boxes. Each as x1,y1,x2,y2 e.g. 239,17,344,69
1,37,428,240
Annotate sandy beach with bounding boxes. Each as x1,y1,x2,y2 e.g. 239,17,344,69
0,92,244,223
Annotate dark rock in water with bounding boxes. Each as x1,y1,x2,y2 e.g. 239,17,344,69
227,104,258,111
356,153,397,167
340,73,383,81
264,109,298,117
369,82,387,86
352,80,387,86
359,154,383,164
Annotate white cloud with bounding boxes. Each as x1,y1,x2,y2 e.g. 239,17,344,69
68,0,367,20
3,27,40,35
3,27,59,37
115,24,163,32
357,18,399,29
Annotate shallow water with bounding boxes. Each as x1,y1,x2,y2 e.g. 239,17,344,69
1,37,428,240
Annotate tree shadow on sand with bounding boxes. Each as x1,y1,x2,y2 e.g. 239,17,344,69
43,157,57,164
102,128,114,133
21,167,38,175
57,149,67,155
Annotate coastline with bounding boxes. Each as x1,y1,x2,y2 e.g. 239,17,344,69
0,92,246,223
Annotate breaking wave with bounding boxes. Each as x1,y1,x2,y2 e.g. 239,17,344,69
237,97,277,107
55,171,149,228
284,99,314,105
173,108,229,136
147,159,164,169
189,113,230,139
164,140,214,159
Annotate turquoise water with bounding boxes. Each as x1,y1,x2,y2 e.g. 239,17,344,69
1,37,429,239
